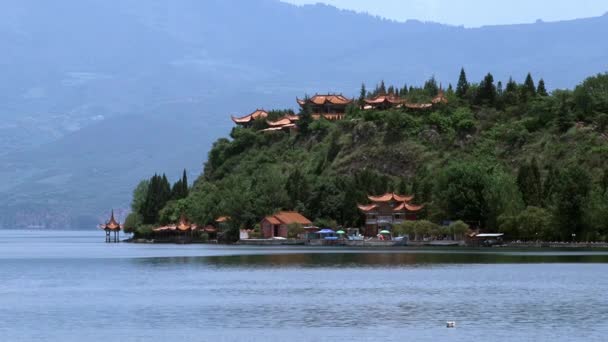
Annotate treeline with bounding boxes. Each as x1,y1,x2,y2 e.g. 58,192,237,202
124,170,189,232
126,69,608,242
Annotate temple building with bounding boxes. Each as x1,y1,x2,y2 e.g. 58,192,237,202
404,90,449,110
260,211,312,239
231,109,269,127
100,210,121,243
358,193,424,237
297,94,353,120
261,114,300,133
363,94,406,110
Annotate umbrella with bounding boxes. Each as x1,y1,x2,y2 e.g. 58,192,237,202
317,229,335,234
336,230,346,234
379,230,391,234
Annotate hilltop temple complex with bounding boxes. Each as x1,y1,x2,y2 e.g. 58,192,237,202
230,88,449,131
358,193,424,237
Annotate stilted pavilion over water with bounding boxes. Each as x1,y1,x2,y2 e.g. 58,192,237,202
100,210,121,243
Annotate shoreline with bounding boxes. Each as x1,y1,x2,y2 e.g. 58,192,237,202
125,238,608,249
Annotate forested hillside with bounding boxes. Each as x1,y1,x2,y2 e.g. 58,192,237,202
126,70,608,242
1,0,607,229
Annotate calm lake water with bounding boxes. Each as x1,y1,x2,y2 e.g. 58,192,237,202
1,231,608,341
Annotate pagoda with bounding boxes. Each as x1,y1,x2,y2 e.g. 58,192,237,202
231,109,269,127
100,210,121,243
358,193,424,237
297,94,353,121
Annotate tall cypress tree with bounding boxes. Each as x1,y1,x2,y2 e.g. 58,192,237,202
522,72,537,100
297,98,313,134
182,169,189,197
424,76,439,97
504,77,519,106
537,79,548,96
476,73,497,106
456,67,469,98
358,83,366,108
379,80,387,94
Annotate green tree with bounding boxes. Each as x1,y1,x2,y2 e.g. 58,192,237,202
523,72,537,99
455,67,469,98
555,90,574,132
537,79,548,96
287,223,305,239
358,83,367,108
379,80,387,94
123,212,143,234
553,165,591,240
434,162,489,227
584,188,608,240
131,179,149,215
573,73,608,116
424,76,439,97
297,100,313,134
476,73,497,106
448,220,470,240
517,158,543,207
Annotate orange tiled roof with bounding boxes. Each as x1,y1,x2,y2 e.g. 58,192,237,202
431,90,448,104
263,211,312,225
394,202,424,212
368,193,414,203
216,216,230,223
297,94,353,106
176,215,193,231
102,210,121,231
267,117,293,127
364,94,406,105
357,204,378,212
231,109,269,124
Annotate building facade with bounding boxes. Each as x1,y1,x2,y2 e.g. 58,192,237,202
260,211,312,239
297,94,353,120
358,193,423,237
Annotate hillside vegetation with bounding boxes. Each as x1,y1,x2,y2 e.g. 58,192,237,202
127,70,608,242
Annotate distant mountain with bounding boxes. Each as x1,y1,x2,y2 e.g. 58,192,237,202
1,0,607,228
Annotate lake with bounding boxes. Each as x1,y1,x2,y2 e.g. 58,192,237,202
1,231,608,341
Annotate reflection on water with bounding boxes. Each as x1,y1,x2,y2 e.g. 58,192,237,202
1,231,608,342
132,251,608,269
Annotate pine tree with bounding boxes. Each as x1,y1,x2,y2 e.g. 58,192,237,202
537,79,548,96
401,84,408,97
424,76,439,97
456,67,469,98
496,81,503,96
387,85,395,95
297,99,313,134
358,83,366,108
182,169,189,197
522,72,537,100
476,73,497,106
504,77,519,106
379,80,387,94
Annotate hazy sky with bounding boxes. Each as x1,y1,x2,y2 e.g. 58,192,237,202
282,0,607,27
